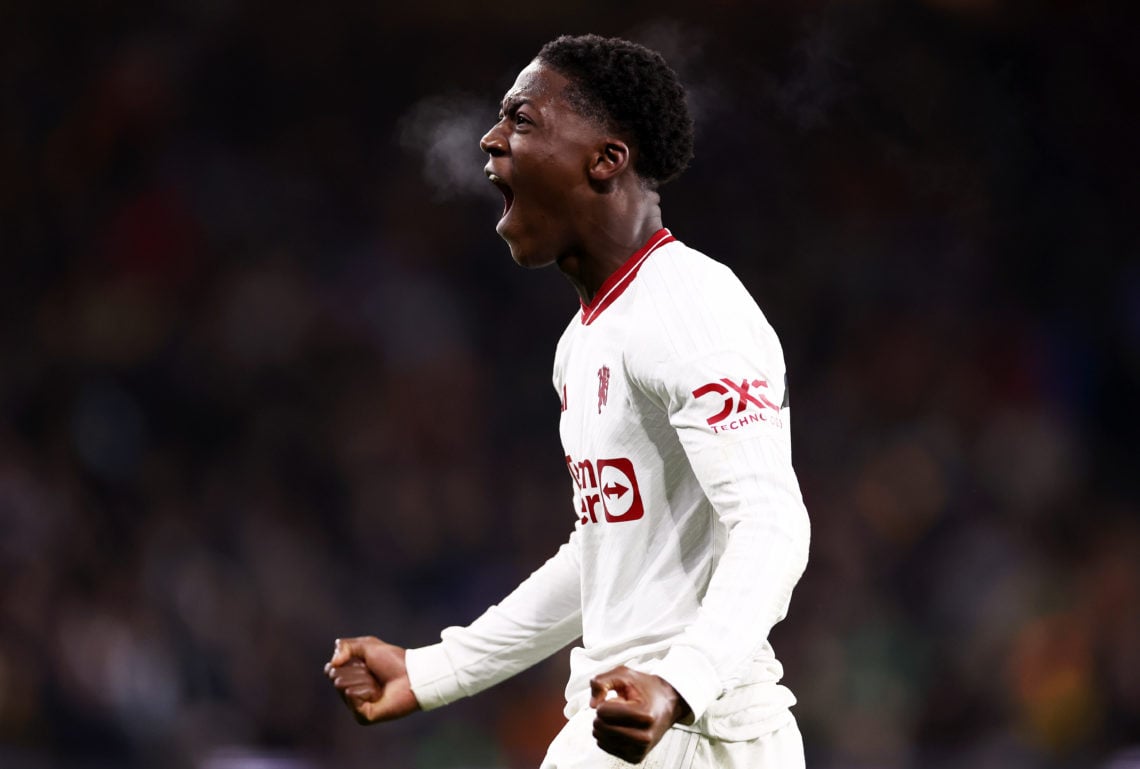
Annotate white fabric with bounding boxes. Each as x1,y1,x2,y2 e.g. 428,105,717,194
405,233,810,740
539,705,805,769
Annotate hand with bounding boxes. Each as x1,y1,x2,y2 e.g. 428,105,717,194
324,636,421,724
589,665,692,764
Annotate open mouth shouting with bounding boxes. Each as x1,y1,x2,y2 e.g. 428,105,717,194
486,171,514,224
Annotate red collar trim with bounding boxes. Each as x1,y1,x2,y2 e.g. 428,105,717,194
580,229,675,325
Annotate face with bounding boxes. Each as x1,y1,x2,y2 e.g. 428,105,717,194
480,61,603,268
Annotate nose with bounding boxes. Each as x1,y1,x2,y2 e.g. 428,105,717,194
480,122,507,157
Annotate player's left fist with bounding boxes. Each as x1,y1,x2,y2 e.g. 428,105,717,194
589,665,692,764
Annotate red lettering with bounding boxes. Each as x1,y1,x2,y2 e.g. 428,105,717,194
692,382,733,426
584,493,601,523
722,378,770,413
696,375,783,432
566,455,645,526
577,459,596,488
565,455,579,487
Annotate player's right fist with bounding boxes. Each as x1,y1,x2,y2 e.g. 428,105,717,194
324,636,421,724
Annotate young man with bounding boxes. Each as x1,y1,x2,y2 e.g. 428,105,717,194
325,34,810,768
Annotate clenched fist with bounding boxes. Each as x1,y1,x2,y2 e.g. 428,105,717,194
324,636,421,724
589,666,692,764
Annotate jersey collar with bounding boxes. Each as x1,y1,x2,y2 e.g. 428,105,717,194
580,228,675,326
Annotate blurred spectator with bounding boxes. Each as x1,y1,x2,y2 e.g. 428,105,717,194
1,2,1135,768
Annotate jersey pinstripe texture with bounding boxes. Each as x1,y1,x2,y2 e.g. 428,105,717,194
406,232,810,747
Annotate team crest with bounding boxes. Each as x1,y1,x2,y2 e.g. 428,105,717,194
597,365,610,414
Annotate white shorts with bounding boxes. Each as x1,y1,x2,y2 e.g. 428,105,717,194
539,706,805,769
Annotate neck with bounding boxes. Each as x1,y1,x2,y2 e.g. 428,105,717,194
556,193,663,305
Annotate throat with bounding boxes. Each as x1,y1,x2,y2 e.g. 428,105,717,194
555,252,597,305
556,226,663,307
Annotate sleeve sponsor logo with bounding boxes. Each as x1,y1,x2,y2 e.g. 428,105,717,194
565,455,644,525
691,377,783,433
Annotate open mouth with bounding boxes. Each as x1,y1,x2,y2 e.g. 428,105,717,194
487,173,514,219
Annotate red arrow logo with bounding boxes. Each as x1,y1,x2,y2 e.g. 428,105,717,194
603,482,628,499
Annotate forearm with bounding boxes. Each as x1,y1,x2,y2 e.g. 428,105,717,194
654,436,810,720
407,536,583,709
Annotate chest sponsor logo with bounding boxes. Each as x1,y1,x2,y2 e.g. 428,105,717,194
565,455,644,525
692,377,783,433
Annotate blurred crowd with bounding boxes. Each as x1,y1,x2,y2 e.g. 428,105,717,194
1,1,1136,768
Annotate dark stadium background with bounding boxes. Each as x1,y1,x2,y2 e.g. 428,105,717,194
1,1,1137,768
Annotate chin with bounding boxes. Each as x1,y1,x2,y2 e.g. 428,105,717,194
501,232,553,270
508,246,543,269
514,249,557,270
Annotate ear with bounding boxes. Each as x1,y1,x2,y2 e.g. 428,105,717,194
587,138,631,182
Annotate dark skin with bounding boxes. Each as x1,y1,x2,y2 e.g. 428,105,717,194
325,59,691,764
588,666,693,763
480,60,664,304
324,637,418,723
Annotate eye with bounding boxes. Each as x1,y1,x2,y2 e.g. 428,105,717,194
514,112,531,126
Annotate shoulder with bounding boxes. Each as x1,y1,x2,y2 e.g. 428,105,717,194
630,239,777,361
640,238,739,296
625,241,791,414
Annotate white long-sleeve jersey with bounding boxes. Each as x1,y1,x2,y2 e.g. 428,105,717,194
406,230,810,740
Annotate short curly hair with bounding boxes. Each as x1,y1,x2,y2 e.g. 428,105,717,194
536,34,694,188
